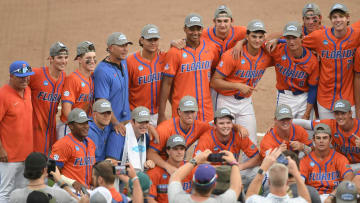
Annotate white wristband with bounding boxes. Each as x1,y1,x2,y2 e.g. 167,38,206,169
60,175,76,186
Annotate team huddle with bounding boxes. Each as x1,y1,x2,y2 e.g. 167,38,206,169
1,2,360,203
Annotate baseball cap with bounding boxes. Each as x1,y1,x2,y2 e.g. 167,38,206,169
166,134,186,148
283,21,302,38
335,181,358,203
193,164,217,187
178,96,198,112
302,3,321,17
275,104,293,120
141,24,160,39
93,99,112,113
67,108,91,124
214,107,234,120
107,32,133,47
131,106,150,122
314,123,332,136
25,152,47,171
75,41,95,59
214,5,232,19
90,187,112,203
129,171,152,194
49,41,68,57
184,13,203,28
247,19,266,32
330,3,349,15
213,165,231,195
9,60,34,77
333,99,351,112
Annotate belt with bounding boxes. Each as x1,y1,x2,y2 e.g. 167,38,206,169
279,90,304,96
234,95,245,100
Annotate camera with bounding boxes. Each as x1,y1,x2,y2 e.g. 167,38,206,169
114,163,128,175
207,153,225,162
277,153,289,165
47,160,56,178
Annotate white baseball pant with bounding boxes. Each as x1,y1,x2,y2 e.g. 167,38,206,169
0,162,27,203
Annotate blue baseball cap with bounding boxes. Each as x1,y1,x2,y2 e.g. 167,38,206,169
193,164,217,187
9,61,34,77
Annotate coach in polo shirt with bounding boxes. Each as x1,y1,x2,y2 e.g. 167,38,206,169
0,60,34,202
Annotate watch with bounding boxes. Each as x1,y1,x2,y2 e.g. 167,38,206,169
189,158,197,166
257,168,265,175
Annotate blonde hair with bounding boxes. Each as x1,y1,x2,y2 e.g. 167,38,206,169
269,163,288,187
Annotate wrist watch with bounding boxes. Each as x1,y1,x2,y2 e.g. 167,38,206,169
189,158,197,166
257,168,265,175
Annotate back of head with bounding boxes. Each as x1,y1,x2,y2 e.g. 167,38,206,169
24,152,48,180
268,163,288,188
26,191,50,203
93,161,115,185
90,187,112,203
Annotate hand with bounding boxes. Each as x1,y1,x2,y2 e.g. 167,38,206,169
279,142,288,152
356,108,360,120
261,148,282,171
354,135,360,148
126,162,137,179
170,39,186,49
148,125,159,144
231,40,245,60
72,181,86,194
287,156,300,177
117,174,130,183
78,192,90,203
194,149,212,165
113,122,126,136
265,39,278,53
220,150,236,164
50,166,62,182
144,160,155,169
157,113,167,125
236,83,255,95
0,147,8,162
165,164,177,175
233,124,249,138
301,113,310,120
324,196,334,203
290,141,305,151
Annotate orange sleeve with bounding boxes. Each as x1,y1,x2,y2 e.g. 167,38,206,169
302,30,321,50
50,140,72,165
164,47,180,77
259,133,277,158
233,26,247,40
337,154,352,178
299,157,309,180
149,121,172,152
240,136,259,158
215,50,235,77
193,133,212,157
210,43,220,69
195,121,213,140
61,75,77,105
354,48,360,73
146,168,159,199
0,90,6,123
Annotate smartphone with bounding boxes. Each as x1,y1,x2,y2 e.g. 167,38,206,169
114,163,128,175
207,153,225,162
277,153,288,165
47,160,56,178
81,186,89,196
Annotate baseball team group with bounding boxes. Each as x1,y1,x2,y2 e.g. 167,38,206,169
1,2,360,203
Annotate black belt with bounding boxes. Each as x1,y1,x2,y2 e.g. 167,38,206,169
279,90,304,96
234,95,245,100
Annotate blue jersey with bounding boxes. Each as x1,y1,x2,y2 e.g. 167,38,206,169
87,119,111,162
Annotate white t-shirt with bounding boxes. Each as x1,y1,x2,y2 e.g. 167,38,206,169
246,193,307,203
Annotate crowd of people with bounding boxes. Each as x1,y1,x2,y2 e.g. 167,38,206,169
1,2,360,203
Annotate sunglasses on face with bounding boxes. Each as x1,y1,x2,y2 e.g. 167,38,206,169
11,66,32,74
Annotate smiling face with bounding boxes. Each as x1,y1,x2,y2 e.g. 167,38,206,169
140,37,159,53
109,44,129,60
330,11,349,32
275,118,292,131
184,25,203,44
178,110,197,126
132,120,150,135
50,53,68,72
214,15,232,35
68,121,89,138
166,145,186,162
334,111,352,126
303,11,322,33
215,116,233,137
285,35,302,51
78,51,96,72
247,31,265,50
10,75,30,91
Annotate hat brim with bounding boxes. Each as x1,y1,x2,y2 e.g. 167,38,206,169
135,118,150,123
143,35,161,40
180,107,198,112
95,108,112,113
67,118,92,124
283,32,301,38
276,115,293,120
111,42,133,46
12,71,35,77
185,23,203,28
333,109,350,113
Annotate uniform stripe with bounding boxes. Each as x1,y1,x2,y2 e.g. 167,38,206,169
207,28,223,55
197,41,206,121
43,67,56,155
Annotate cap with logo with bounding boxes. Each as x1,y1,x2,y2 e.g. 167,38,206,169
9,60,34,77
302,3,321,17
184,13,203,28
93,99,112,113
275,104,293,120
214,5,232,19
335,181,358,203
178,96,198,112
75,41,95,59
314,123,332,136
107,32,133,47
193,164,217,188
67,108,91,124
330,3,349,15
166,134,186,148
247,19,266,32
131,106,150,122
283,21,302,38
141,24,160,39
333,99,351,112
214,107,234,120
90,186,112,203
50,41,68,57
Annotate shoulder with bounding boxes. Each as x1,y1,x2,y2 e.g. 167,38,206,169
246,194,267,202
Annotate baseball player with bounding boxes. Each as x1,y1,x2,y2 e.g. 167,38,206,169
301,3,325,36
300,123,354,201
127,24,166,126
93,32,132,134
146,135,193,203
354,48,360,118
210,20,273,144
50,108,96,191
157,13,220,124
58,41,96,138
301,3,360,119
352,20,360,29
271,21,319,119
0,61,34,202
260,104,312,158
30,42,68,155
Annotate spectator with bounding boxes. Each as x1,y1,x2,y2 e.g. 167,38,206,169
90,187,112,203
10,152,79,203
246,148,310,202
0,60,34,202
331,181,358,203
88,99,113,162
128,171,152,202
26,191,51,203
168,149,242,203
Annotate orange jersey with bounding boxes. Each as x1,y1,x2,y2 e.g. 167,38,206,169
311,119,360,164
302,25,326,36
300,149,352,194
260,124,312,158
270,43,319,92
164,40,219,122
50,133,96,186
127,51,166,114
147,162,193,203
202,26,247,56
352,20,360,29
194,129,259,161
29,67,65,155
354,48,360,74
150,117,212,158
60,69,94,122
215,45,273,97
302,27,360,110
0,85,33,162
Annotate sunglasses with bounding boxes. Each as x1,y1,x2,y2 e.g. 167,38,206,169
11,66,32,74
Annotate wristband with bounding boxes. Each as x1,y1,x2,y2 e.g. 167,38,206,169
56,181,64,186
229,160,239,166
60,183,69,189
131,176,139,182
60,175,76,186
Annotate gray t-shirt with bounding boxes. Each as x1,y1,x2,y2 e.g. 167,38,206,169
9,186,77,203
246,193,307,203
168,181,237,203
